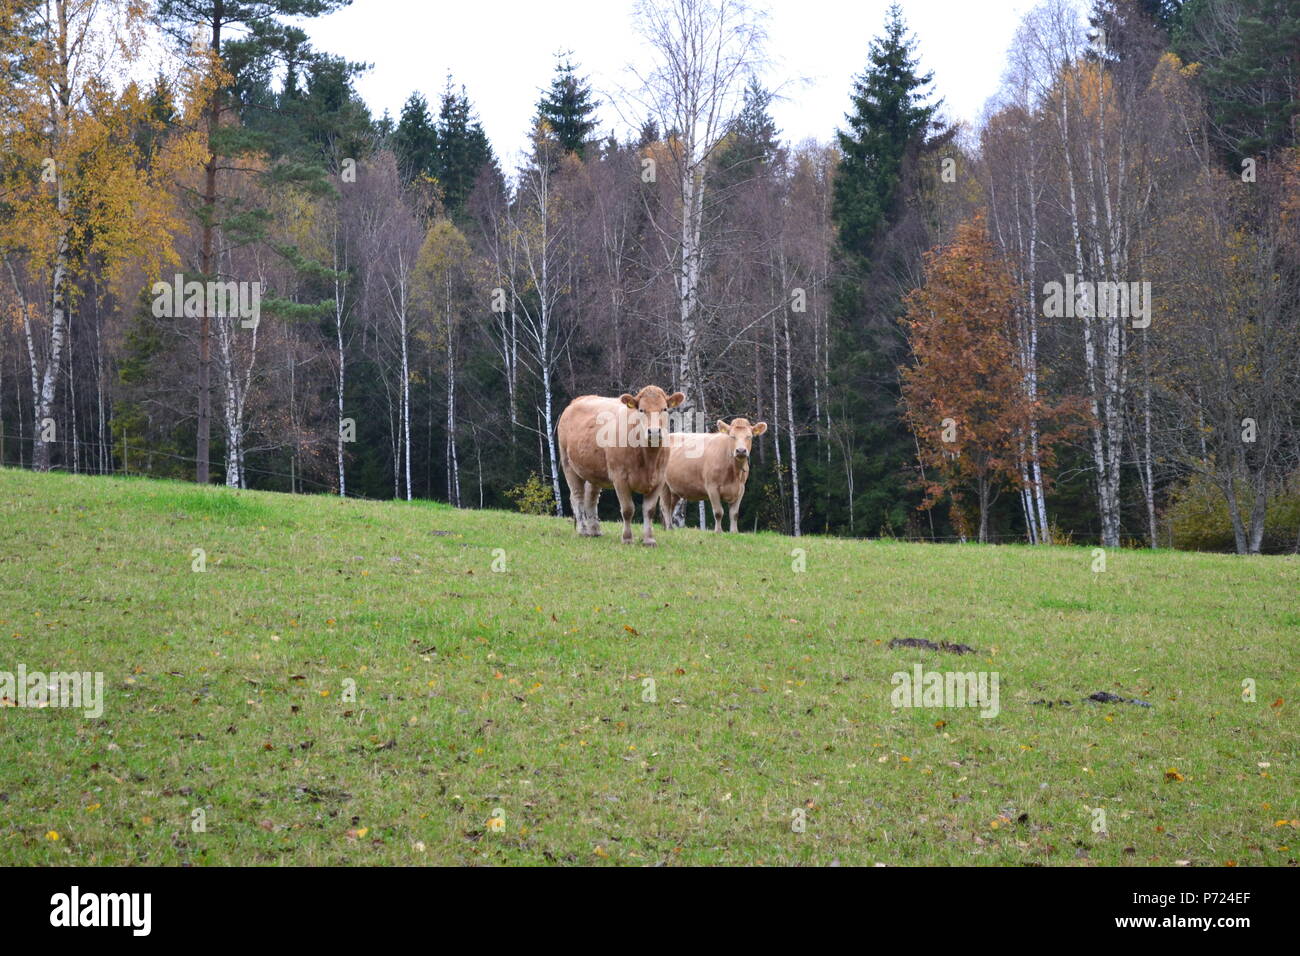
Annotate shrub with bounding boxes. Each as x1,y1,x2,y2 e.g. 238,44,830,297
1168,472,1300,553
506,473,556,516
1044,521,1073,547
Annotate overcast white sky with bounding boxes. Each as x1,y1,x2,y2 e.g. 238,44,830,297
296,0,1040,170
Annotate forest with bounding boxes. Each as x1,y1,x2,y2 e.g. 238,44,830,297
2,0,1298,553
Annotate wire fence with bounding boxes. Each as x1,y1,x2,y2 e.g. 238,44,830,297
0,432,378,501
1,431,1137,545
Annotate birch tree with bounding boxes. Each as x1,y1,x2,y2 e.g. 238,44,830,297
355,154,423,500
0,0,190,472
509,137,577,514
984,54,1053,542
416,218,477,507
626,0,767,408
1018,0,1161,546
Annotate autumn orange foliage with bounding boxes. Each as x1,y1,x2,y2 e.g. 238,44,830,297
901,213,1085,541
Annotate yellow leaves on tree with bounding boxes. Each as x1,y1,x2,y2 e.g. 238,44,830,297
0,0,201,297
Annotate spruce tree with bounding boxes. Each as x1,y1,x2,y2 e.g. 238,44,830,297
435,80,497,217
637,117,660,147
832,3,939,270
827,4,945,536
1175,0,1300,162
713,77,781,190
535,53,600,159
153,0,352,483
394,92,437,184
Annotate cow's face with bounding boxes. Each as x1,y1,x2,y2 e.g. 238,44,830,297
621,386,685,447
716,418,767,462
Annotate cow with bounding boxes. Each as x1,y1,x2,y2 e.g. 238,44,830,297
556,386,685,545
660,418,767,533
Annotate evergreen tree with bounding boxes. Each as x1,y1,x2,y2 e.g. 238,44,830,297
713,77,782,190
1175,0,1300,162
1141,0,1184,35
637,116,660,147
153,0,352,483
435,80,497,218
394,92,437,183
282,53,375,170
833,3,940,269
827,4,946,536
535,53,600,159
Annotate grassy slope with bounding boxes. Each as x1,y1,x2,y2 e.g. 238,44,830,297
0,467,1295,866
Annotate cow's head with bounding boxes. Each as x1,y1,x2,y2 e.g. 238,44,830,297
716,417,767,462
620,386,685,447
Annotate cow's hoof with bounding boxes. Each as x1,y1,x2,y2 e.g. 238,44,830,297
641,538,657,547
621,535,634,544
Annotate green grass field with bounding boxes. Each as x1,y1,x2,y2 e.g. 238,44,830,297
0,467,1295,866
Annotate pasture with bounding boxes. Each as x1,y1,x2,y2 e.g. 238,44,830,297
0,467,1295,865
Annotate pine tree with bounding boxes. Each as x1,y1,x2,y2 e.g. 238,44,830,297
435,80,497,218
1175,0,1300,162
153,0,351,483
833,3,940,269
281,53,375,171
394,92,437,184
535,53,600,160
713,77,781,190
826,4,946,536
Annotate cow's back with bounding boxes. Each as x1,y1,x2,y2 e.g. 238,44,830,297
558,395,620,487
666,433,742,501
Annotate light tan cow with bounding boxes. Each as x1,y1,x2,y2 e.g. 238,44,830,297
556,386,685,545
660,418,767,532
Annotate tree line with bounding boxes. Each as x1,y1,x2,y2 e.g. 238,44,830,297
2,0,1297,553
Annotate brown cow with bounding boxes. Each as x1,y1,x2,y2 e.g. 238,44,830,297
556,386,685,545
660,418,767,532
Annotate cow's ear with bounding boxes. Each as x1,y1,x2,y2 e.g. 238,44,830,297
619,393,638,409
667,391,686,408
716,419,730,433
752,421,768,436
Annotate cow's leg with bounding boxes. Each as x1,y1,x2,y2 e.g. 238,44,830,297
671,496,687,528
660,494,681,530
708,487,724,533
562,462,587,536
641,486,661,546
658,488,674,529
651,484,669,537
612,477,635,544
728,487,745,532
584,483,602,536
